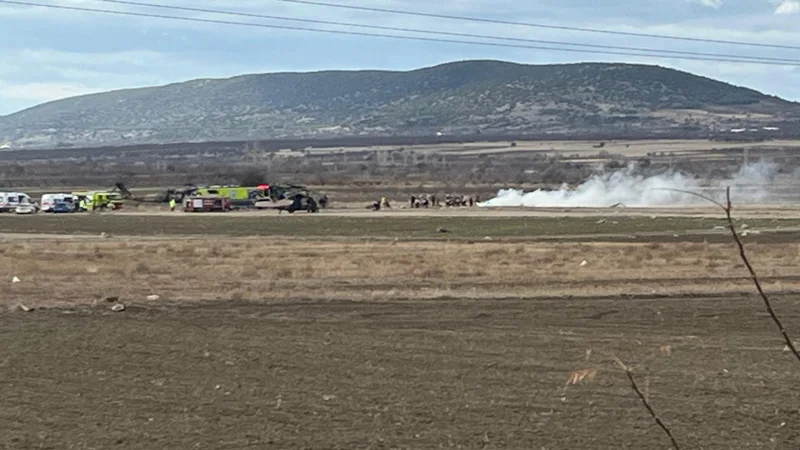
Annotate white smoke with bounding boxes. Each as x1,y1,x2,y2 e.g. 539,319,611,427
480,161,779,208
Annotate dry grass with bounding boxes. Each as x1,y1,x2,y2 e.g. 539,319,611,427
3,238,800,307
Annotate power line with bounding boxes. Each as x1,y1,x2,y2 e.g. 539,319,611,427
3,0,799,66
272,0,800,51
88,0,800,64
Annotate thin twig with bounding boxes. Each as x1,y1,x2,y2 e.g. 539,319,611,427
613,358,681,450
659,187,800,364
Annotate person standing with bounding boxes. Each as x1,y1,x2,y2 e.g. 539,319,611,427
169,198,177,211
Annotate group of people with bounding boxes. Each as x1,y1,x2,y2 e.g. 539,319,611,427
371,193,482,211
410,193,481,208
443,193,481,208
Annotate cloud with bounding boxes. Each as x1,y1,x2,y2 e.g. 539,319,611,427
692,0,724,8
0,49,178,109
0,46,285,113
11,48,172,67
775,1,800,14
0,81,100,103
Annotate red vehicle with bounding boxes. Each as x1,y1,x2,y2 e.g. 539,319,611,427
182,195,233,212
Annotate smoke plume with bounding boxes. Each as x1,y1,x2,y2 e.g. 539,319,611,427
479,161,779,208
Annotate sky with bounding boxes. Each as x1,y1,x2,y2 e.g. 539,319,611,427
1,0,800,115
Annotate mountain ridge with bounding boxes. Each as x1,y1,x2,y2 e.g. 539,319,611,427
1,60,798,148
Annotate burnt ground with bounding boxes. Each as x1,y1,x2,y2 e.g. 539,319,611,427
1,296,799,449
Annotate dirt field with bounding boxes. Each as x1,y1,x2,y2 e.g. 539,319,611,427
2,210,800,449
2,296,799,449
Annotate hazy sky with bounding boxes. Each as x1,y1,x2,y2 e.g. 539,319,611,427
1,0,799,115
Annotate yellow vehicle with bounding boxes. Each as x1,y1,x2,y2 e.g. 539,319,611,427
194,185,265,207
72,191,124,211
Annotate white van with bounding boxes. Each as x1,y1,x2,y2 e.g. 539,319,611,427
0,192,32,212
41,193,73,212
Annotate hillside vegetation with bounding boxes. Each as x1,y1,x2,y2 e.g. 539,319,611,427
1,60,797,148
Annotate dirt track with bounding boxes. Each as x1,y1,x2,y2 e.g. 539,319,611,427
2,297,798,449
112,204,800,219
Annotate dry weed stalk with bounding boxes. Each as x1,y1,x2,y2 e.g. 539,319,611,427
613,357,681,450
566,368,598,385
664,187,800,363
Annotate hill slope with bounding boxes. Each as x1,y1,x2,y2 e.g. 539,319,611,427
1,60,797,148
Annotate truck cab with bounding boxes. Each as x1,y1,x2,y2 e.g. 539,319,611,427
72,191,123,211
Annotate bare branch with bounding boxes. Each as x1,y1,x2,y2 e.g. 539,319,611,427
613,357,681,450
722,187,800,363
659,186,800,364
